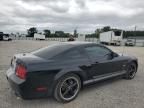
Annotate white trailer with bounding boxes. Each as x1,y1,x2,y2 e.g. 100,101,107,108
34,33,45,40
76,34,85,41
100,31,123,46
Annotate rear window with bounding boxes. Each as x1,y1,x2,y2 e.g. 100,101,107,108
31,44,72,59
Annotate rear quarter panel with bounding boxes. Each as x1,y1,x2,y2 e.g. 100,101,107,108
26,57,91,95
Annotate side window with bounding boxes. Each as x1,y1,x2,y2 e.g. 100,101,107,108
84,46,111,58
57,49,84,59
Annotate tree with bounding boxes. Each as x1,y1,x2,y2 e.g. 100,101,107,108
95,28,101,38
55,31,65,37
43,29,51,37
102,26,111,32
27,27,38,37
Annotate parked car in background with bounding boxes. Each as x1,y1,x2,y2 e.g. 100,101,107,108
67,35,75,41
6,42,138,103
125,39,135,46
3,34,12,41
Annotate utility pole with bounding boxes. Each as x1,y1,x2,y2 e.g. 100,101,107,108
134,26,137,35
134,25,137,45
74,27,78,37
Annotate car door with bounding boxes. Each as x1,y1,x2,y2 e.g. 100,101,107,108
83,45,124,79
52,47,91,79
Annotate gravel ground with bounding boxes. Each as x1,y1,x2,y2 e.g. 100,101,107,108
0,40,144,108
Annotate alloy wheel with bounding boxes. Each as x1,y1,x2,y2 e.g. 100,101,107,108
128,64,136,78
59,76,80,101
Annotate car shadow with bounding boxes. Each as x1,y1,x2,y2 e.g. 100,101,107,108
81,76,123,94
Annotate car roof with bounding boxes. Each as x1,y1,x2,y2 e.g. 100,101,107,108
58,41,99,47
32,42,106,59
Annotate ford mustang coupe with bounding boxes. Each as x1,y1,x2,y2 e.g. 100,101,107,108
6,42,138,102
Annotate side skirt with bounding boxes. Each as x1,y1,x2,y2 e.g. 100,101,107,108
83,71,126,85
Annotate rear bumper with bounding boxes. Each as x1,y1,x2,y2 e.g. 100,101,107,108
6,68,53,99
6,75,25,98
6,68,30,98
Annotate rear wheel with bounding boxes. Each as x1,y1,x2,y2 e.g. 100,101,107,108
124,62,137,79
54,74,81,103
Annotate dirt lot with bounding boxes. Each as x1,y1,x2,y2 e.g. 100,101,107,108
0,40,144,108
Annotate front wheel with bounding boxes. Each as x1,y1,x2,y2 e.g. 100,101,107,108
54,74,81,103
124,62,137,79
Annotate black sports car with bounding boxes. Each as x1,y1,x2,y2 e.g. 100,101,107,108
6,42,138,102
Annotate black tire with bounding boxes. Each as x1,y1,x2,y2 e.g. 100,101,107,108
124,62,137,80
54,73,81,103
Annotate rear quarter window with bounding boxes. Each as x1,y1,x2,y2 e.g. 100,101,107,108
31,44,72,59
54,49,85,60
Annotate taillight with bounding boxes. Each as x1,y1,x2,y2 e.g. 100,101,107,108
16,65,27,79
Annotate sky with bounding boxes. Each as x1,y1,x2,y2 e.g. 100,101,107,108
0,0,144,34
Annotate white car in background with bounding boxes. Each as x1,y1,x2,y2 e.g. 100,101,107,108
3,34,12,41
125,39,135,46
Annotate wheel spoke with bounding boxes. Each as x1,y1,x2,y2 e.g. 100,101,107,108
129,65,136,77
62,82,69,89
70,82,77,88
63,88,70,96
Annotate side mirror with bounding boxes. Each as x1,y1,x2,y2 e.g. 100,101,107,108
106,52,118,60
112,52,119,58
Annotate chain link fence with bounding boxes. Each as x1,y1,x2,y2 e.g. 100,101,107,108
11,37,99,43
11,37,144,46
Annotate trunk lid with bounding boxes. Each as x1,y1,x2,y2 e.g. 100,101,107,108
11,53,51,71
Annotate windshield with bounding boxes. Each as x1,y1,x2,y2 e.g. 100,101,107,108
114,31,121,36
127,40,133,42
